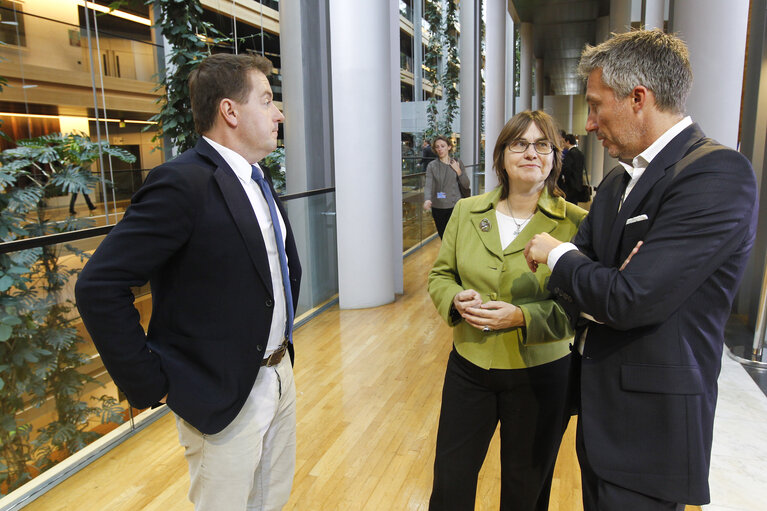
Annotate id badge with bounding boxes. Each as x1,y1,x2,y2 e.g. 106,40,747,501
437,192,447,199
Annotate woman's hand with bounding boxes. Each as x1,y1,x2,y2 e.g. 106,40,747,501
423,199,432,211
463,301,525,331
453,289,482,317
450,159,462,176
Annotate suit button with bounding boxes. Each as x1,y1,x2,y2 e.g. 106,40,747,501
256,345,263,352
265,298,273,307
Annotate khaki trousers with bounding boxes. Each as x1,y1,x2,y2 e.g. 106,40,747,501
175,355,296,510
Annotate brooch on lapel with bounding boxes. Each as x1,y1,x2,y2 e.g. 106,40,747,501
479,218,491,232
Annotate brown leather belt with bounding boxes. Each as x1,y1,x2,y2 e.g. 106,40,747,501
261,341,288,367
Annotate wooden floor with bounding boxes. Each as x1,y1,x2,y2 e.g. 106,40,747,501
24,239,701,510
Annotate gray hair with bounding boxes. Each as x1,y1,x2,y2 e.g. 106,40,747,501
578,29,693,114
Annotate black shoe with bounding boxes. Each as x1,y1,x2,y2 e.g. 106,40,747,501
69,210,77,216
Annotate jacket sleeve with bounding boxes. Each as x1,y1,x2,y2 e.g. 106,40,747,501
427,200,465,325
550,150,757,330
423,160,436,202
518,206,586,343
74,164,199,408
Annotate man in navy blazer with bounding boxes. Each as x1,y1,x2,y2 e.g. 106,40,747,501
524,30,758,510
75,53,301,510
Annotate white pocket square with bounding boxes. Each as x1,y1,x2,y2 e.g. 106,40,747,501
626,214,649,225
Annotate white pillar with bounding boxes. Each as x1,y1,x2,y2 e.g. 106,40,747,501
505,10,516,119
330,0,395,308
460,0,478,173
535,58,544,111
519,22,533,111
672,0,749,150
389,0,403,294
484,0,506,191
643,0,665,30
610,0,632,33
587,16,611,186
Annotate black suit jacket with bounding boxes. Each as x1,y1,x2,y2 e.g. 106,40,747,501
559,146,586,201
549,124,758,504
75,138,301,435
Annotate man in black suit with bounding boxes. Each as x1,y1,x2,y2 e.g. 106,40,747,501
524,30,758,510
75,53,301,510
558,133,587,203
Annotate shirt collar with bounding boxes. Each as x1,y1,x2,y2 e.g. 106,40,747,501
620,116,692,177
202,135,263,182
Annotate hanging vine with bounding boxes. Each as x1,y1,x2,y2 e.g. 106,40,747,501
440,0,460,137
144,0,223,154
422,0,443,141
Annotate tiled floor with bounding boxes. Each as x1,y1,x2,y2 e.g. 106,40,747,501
703,345,767,510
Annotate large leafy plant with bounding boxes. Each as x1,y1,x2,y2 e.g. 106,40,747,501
0,133,133,493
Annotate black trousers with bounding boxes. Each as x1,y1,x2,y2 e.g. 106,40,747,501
431,207,454,239
429,350,571,511
573,354,685,511
70,192,96,213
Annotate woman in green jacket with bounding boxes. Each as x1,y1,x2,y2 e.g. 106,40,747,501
427,111,587,511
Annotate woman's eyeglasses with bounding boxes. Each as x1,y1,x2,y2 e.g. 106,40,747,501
507,140,554,155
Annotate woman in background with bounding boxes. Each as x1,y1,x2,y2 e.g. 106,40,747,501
427,111,587,510
423,136,469,238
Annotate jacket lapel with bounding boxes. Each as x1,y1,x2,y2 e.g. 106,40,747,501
603,124,705,264
469,187,504,261
195,139,274,296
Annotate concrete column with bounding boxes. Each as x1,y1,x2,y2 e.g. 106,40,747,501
535,58,544,111
459,0,479,174
413,0,424,100
642,0,665,30
610,0,632,33
505,10,515,119
587,16,611,186
484,0,506,191
519,22,533,111
330,0,395,308
280,0,338,313
389,0,403,294
672,0,749,150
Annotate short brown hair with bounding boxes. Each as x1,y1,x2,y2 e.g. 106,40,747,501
189,53,273,134
492,110,564,199
431,135,452,152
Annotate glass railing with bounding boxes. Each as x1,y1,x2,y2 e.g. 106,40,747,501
0,187,337,504
400,53,414,73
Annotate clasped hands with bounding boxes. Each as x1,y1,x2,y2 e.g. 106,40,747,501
453,289,524,331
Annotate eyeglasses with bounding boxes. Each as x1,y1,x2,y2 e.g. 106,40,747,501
507,140,554,155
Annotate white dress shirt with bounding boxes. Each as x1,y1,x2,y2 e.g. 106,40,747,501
203,136,288,355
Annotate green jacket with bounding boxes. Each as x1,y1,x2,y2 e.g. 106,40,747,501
428,186,587,369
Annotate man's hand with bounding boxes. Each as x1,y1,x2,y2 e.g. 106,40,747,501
524,233,563,272
423,199,432,211
619,241,643,271
463,301,524,331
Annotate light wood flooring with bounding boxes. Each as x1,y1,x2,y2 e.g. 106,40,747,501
24,239,701,510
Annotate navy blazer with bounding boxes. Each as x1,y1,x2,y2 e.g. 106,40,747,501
76,138,301,435
549,124,758,504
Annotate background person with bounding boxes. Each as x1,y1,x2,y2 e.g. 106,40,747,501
524,30,758,510
75,53,301,511
427,111,587,510
557,133,586,204
422,135,469,238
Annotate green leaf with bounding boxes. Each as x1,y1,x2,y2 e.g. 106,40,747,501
0,324,12,342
